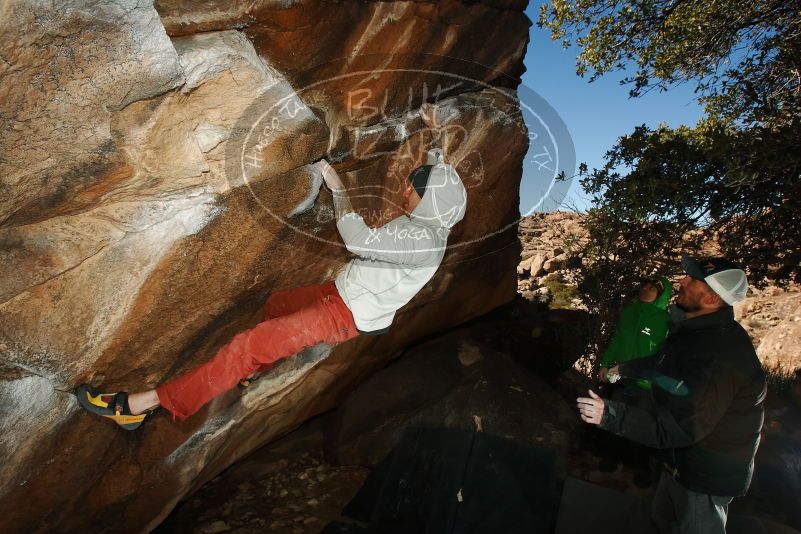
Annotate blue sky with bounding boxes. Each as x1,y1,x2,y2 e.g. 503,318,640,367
519,4,704,213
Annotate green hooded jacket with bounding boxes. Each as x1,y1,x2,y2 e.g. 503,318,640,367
600,275,672,389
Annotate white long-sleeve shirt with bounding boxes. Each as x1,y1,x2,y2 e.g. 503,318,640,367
334,163,467,334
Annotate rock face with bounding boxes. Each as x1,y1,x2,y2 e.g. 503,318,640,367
0,1,530,532
325,321,577,468
737,288,801,375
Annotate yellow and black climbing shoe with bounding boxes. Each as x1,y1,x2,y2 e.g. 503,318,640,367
74,384,148,431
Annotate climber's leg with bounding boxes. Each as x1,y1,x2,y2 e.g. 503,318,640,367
128,389,160,415
262,283,331,321
240,282,346,385
156,282,357,420
242,282,336,384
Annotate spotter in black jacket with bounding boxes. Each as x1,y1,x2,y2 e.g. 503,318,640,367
601,306,766,497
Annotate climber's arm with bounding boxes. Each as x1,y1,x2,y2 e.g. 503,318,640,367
313,159,437,266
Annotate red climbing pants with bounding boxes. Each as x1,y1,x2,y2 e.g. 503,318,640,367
156,282,358,420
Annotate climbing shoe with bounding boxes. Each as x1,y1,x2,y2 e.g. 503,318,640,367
74,384,149,430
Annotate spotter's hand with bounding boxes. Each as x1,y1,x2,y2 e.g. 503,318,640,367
577,389,605,425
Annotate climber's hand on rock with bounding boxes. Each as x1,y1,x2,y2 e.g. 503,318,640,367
313,159,344,191
420,103,439,128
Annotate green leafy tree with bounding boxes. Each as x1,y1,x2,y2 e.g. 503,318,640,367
539,0,801,125
539,0,801,359
580,119,800,282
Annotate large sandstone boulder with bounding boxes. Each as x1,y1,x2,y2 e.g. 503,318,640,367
757,304,801,375
325,324,577,468
735,287,801,374
0,0,531,531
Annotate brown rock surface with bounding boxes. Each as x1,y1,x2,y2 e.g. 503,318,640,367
738,289,801,375
0,1,531,532
0,0,185,228
325,324,576,468
757,306,801,375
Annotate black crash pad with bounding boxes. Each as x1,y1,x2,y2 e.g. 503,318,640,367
337,427,562,534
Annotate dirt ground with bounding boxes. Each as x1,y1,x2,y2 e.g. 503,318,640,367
157,439,369,533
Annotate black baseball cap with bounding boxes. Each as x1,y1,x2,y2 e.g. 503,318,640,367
407,149,445,199
407,165,432,199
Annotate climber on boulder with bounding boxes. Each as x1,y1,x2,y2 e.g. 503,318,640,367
75,147,467,429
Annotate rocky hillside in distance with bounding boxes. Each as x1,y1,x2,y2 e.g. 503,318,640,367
517,212,801,376
737,287,801,377
516,212,587,308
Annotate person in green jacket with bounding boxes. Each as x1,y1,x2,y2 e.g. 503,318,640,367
599,275,672,390
594,275,672,482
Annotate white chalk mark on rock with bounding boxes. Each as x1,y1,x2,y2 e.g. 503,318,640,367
288,166,324,218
